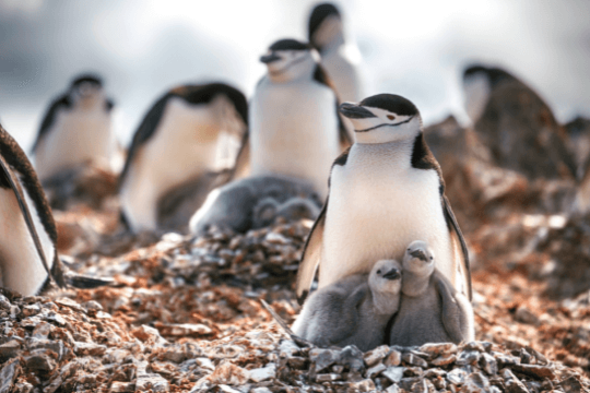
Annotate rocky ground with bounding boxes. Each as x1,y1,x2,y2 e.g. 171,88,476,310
2,120,590,392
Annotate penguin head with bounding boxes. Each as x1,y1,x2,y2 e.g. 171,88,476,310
69,74,105,108
339,94,422,144
308,3,344,52
260,39,318,83
402,240,435,277
370,259,402,294
462,64,517,123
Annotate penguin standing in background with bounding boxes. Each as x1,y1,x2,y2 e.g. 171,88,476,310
308,3,365,106
296,94,471,305
33,74,117,182
119,83,248,233
0,124,110,296
462,64,576,179
244,38,350,198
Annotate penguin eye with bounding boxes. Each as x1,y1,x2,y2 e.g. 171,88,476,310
430,256,433,260
387,115,396,120
377,270,381,274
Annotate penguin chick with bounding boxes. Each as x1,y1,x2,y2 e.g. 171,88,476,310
0,124,111,296
293,259,402,351
235,38,350,199
388,241,474,347
119,83,248,233
252,196,322,229
33,74,117,182
189,175,320,235
296,94,471,305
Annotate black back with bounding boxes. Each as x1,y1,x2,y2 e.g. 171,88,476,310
118,83,248,188
308,3,341,50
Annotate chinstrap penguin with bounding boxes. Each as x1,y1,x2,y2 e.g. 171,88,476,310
308,3,365,137
119,83,248,233
32,74,118,182
189,175,320,235
295,93,471,305
388,241,474,346
0,124,111,296
292,259,402,351
238,38,350,199
462,64,575,179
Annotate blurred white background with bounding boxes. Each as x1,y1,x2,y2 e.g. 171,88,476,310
1,0,589,150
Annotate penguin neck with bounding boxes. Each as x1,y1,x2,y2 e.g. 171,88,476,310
268,58,316,84
370,286,400,315
352,138,415,171
402,271,431,297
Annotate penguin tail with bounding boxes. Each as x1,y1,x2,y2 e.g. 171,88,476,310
260,299,313,348
65,272,114,289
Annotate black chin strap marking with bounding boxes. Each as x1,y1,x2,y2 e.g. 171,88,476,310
354,116,414,133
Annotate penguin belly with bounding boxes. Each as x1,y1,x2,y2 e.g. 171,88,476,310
35,108,113,180
120,98,219,232
249,81,340,198
0,187,55,296
319,145,455,289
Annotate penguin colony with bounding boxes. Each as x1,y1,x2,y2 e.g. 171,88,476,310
11,1,584,351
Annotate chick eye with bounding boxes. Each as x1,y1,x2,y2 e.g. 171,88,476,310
377,270,381,274
430,256,433,260
387,115,396,120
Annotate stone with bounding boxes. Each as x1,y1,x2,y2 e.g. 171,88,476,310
136,373,170,392
447,368,469,384
110,382,136,392
403,352,428,368
460,372,492,393
501,369,529,393
364,345,390,367
385,349,402,367
511,364,555,380
479,353,498,375
424,368,446,379
74,341,107,356
431,353,457,367
24,352,56,372
387,383,401,393
208,362,249,385
366,363,386,379
383,367,405,383
310,348,339,372
514,306,539,325
249,364,275,382
0,340,20,361
419,343,458,358
559,376,583,393
316,373,341,382
157,323,213,337
412,378,435,393
349,379,376,392
0,359,20,393
338,345,365,372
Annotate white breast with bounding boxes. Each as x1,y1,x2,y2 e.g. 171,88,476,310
249,79,340,198
0,186,55,296
319,143,455,289
35,105,114,180
120,98,221,232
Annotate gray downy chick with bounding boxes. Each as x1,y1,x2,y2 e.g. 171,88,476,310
293,259,402,351
253,196,321,228
389,240,474,347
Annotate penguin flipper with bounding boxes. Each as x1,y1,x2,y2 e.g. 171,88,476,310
433,270,466,344
0,153,54,281
442,194,472,300
260,299,313,347
295,197,328,305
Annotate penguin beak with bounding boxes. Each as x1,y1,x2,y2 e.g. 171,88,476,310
339,103,377,119
383,268,401,280
260,53,282,64
409,248,428,262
